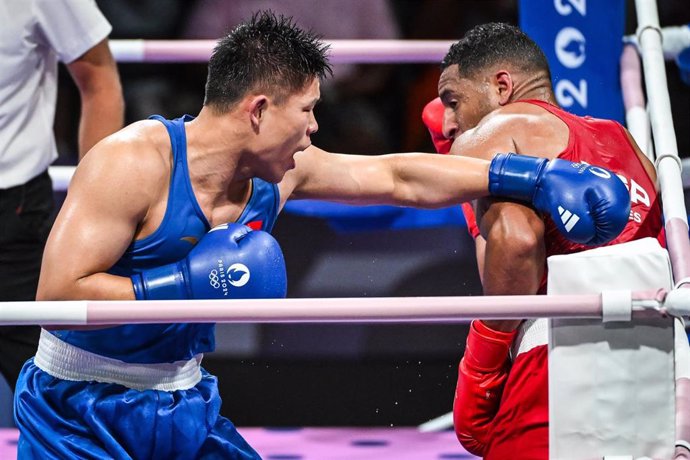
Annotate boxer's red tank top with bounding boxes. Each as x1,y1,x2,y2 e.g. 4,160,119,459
526,100,665,292
480,100,664,460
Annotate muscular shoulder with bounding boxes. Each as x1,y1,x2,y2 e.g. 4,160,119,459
481,102,556,134
456,102,567,160
75,120,173,204
451,107,528,159
88,120,169,172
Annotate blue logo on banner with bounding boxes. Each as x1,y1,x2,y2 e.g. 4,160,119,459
519,0,626,122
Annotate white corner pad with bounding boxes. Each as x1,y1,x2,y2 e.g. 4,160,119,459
601,290,632,322
664,289,690,317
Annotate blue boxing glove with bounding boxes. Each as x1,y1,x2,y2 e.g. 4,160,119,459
489,153,630,245
131,223,287,300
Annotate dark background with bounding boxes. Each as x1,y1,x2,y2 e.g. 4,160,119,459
46,0,690,428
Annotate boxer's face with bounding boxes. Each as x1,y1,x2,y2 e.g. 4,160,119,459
257,78,320,182
438,64,497,134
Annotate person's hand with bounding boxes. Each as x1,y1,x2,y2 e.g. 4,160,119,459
131,223,287,300
488,153,630,245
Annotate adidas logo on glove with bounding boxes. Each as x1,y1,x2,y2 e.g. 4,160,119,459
558,206,581,232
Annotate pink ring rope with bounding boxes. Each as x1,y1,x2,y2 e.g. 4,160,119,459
110,39,456,64
0,289,683,326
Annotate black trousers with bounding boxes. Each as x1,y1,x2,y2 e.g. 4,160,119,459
0,171,54,388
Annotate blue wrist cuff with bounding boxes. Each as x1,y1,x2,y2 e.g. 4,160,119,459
131,273,146,300
488,153,547,202
131,263,189,300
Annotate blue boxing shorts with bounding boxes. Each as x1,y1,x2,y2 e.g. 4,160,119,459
14,359,260,459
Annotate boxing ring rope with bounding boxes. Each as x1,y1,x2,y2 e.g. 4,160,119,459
0,289,686,326
109,39,456,64
620,43,654,160
634,0,690,283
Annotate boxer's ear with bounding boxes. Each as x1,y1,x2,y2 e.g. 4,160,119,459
248,95,268,130
494,71,514,106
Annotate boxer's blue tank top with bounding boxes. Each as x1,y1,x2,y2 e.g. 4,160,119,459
50,115,280,363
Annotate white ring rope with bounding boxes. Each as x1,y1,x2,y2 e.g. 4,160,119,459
620,43,654,159
109,38,689,64
110,39,457,64
635,0,690,283
0,289,685,326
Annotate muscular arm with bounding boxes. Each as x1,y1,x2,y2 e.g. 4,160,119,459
278,145,490,210
451,113,548,310
66,39,124,160
37,133,160,301
454,112,549,318
478,200,545,304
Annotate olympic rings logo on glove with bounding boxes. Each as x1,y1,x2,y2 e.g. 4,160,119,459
208,269,221,289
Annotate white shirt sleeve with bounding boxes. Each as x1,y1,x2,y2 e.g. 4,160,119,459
33,0,112,63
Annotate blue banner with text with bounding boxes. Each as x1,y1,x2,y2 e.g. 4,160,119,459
519,0,626,122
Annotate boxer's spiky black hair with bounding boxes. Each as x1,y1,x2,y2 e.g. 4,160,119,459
204,10,332,112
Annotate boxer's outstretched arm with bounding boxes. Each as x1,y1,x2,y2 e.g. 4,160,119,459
284,139,628,246
37,130,159,301
281,145,492,209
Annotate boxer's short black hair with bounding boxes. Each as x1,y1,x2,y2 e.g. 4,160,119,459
204,10,332,112
442,22,551,79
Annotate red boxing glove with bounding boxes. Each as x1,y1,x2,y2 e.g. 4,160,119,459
454,320,517,456
421,97,453,154
461,202,480,239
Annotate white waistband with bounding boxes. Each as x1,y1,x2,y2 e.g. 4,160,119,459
511,318,548,358
35,329,203,391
